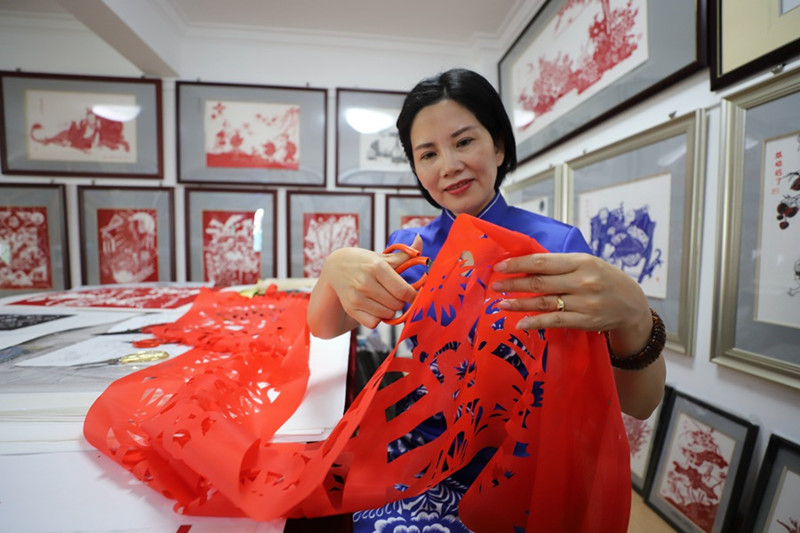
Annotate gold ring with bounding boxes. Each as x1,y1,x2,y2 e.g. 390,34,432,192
556,295,565,312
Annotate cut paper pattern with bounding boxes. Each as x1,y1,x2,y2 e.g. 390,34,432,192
97,208,159,284
302,213,359,278
84,215,631,532
9,285,200,310
400,215,437,229
0,206,53,290
202,210,261,286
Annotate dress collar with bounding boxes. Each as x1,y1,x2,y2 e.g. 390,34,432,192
443,192,505,222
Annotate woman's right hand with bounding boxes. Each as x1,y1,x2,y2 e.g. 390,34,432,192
308,235,423,337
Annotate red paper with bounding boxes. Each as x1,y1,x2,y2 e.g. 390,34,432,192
84,214,631,531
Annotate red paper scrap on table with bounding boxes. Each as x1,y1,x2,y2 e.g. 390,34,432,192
84,215,631,532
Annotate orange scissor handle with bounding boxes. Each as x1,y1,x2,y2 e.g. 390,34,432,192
382,243,429,325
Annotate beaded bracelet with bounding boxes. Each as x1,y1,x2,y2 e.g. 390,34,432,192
605,308,665,371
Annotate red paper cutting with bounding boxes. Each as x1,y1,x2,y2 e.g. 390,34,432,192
84,214,631,532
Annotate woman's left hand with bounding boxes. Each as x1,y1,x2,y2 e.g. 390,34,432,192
491,252,652,354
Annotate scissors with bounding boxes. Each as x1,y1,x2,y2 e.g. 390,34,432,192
68,349,170,368
382,242,430,326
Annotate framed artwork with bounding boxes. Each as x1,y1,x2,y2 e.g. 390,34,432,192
565,111,705,356
77,186,175,285
184,187,277,286
645,391,758,533
709,0,800,90
744,434,800,533
712,69,800,391
501,165,564,222
287,191,374,278
385,194,440,242
623,384,674,495
0,71,162,178
176,81,326,186
336,88,415,188
0,184,70,297
498,0,705,163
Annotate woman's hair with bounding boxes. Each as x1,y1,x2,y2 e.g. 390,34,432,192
396,68,518,208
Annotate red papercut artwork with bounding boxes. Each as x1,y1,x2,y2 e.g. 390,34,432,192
400,214,437,229
514,0,646,135
30,108,131,154
302,213,359,278
202,210,261,286
0,206,53,290
659,413,735,533
84,214,631,532
623,412,652,459
779,518,800,533
9,285,201,310
97,208,159,284
204,100,300,170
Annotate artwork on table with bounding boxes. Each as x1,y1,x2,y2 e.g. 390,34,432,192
287,192,374,278
713,69,800,391
744,434,800,533
577,173,670,299
566,112,705,356
177,81,326,186
502,166,563,222
0,71,162,178
0,313,71,331
623,385,673,494
385,194,441,243
0,184,69,297
96,208,159,284
78,186,174,285
645,391,758,533
336,88,415,188
204,100,299,170
8,285,201,310
184,188,277,286
499,0,704,162
709,0,800,89
755,131,800,330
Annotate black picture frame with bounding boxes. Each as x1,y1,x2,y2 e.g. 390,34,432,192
743,434,800,532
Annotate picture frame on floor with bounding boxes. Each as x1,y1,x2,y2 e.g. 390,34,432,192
743,434,800,532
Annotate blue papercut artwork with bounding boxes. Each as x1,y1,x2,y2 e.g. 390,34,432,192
588,203,662,284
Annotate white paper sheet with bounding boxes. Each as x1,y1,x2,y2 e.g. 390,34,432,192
15,334,191,367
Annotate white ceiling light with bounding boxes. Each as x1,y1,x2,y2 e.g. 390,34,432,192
345,108,395,134
91,104,142,122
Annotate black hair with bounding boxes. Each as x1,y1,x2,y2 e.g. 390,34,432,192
396,68,518,208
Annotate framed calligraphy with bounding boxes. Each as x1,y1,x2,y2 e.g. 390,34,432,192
176,81,326,186
0,71,162,178
77,186,175,285
499,0,705,163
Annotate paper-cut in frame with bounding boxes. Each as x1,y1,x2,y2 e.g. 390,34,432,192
78,186,175,285
176,81,326,186
0,184,70,297
708,0,800,90
644,391,758,533
0,70,162,178
743,434,800,533
184,187,277,286
712,69,800,391
565,111,705,356
498,0,705,164
385,194,440,244
502,165,564,222
287,191,373,278
336,88,415,188
623,385,674,496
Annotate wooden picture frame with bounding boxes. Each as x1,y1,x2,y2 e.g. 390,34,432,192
286,191,374,278
176,81,326,186
0,71,162,178
744,434,800,532
501,165,564,222
77,186,175,285
385,193,440,243
565,112,706,356
712,69,800,391
336,88,415,188
0,183,70,296
708,0,800,90
184,187,277,285
499,0,705,163
645,390,758,533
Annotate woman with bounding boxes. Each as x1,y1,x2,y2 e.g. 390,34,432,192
308,68,666,531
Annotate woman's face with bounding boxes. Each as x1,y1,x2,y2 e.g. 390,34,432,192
410,99,504,217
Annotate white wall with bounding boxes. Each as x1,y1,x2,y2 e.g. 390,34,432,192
2,6,799,515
